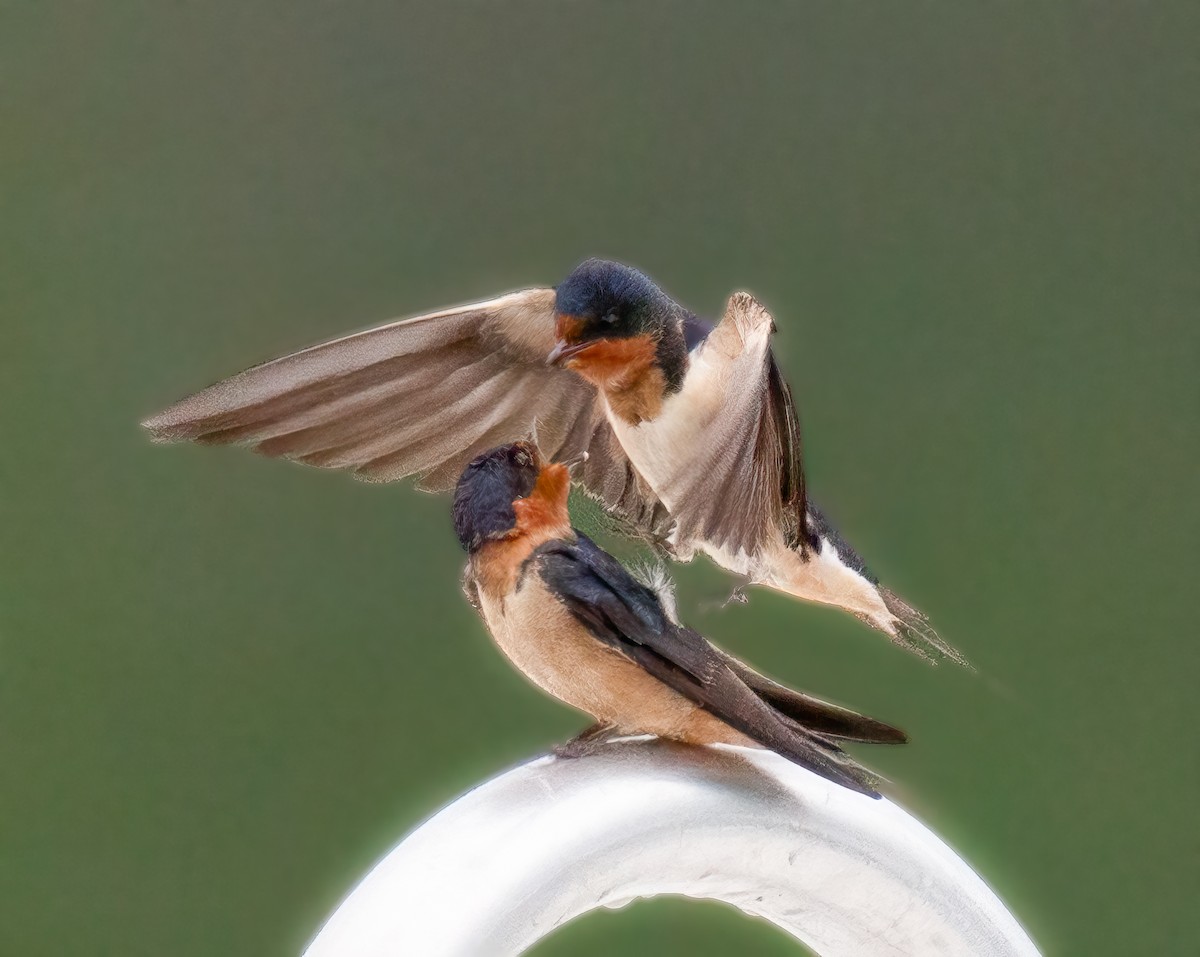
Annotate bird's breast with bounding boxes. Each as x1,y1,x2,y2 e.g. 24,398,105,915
606,346,731,514
477,575,624,713
476,571,704,734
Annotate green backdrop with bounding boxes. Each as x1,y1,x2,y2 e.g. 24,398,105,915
3,3,1196,955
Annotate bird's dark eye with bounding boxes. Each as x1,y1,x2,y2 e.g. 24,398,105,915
601,311,619,325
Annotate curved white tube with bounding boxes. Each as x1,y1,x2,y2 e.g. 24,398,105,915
303,739,1039,956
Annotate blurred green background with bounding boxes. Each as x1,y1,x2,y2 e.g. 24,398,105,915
3,3,1196,955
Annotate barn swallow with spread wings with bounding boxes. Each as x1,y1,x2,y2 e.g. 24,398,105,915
144,258,962,664
452,441,906,797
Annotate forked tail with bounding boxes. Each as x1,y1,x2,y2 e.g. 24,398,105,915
869,589,971,668
787,503,971,668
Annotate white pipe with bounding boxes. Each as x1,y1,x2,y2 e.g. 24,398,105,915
303,739,1040,957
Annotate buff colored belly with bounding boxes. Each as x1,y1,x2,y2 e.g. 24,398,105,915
478,573,747,747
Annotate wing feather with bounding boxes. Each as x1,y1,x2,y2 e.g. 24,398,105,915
142,288,668,532
665,293,807,557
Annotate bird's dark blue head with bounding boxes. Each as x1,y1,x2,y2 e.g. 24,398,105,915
554,259,671,338
551,259,688,394
452,442,541,552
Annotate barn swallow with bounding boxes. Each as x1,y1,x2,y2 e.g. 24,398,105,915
452,441,906,797
143,258,961,664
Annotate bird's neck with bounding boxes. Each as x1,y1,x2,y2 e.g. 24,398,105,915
601,321,688,426
472,465,573,600
602,365,670,425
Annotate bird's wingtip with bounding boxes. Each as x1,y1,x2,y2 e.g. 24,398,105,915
139,410,177,442
723,291,775,335
140,401,204,443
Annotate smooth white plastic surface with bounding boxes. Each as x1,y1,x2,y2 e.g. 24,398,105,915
303,739,1040,956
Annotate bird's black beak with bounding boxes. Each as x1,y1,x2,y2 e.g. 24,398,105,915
561,450,589,474
518,430,547,467
547,339,589,366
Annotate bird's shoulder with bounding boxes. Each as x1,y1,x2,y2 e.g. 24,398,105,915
531,534,720,683
531,534,665,625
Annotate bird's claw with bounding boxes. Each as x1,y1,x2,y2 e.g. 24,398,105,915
553,724,618,759
722,585,750,607
698,576,752,612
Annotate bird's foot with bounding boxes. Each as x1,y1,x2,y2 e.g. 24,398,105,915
552,723,619,759
722,584,750,607
698,575,753,612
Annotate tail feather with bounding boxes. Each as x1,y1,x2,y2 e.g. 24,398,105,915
790,729,886,796
723,655,908,745
740,719,885,798
800,727,893,794
876,589,971,669
799,505,968,668
695,664,885,797
759,720,892,798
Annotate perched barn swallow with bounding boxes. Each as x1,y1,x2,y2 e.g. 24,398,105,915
144,259,961,664
452,441,906,797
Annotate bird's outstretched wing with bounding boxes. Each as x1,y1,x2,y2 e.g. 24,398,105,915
533,534,902,796
142,289,670,539
667,294,808,557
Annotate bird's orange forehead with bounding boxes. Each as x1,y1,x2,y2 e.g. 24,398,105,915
555,313,587,344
